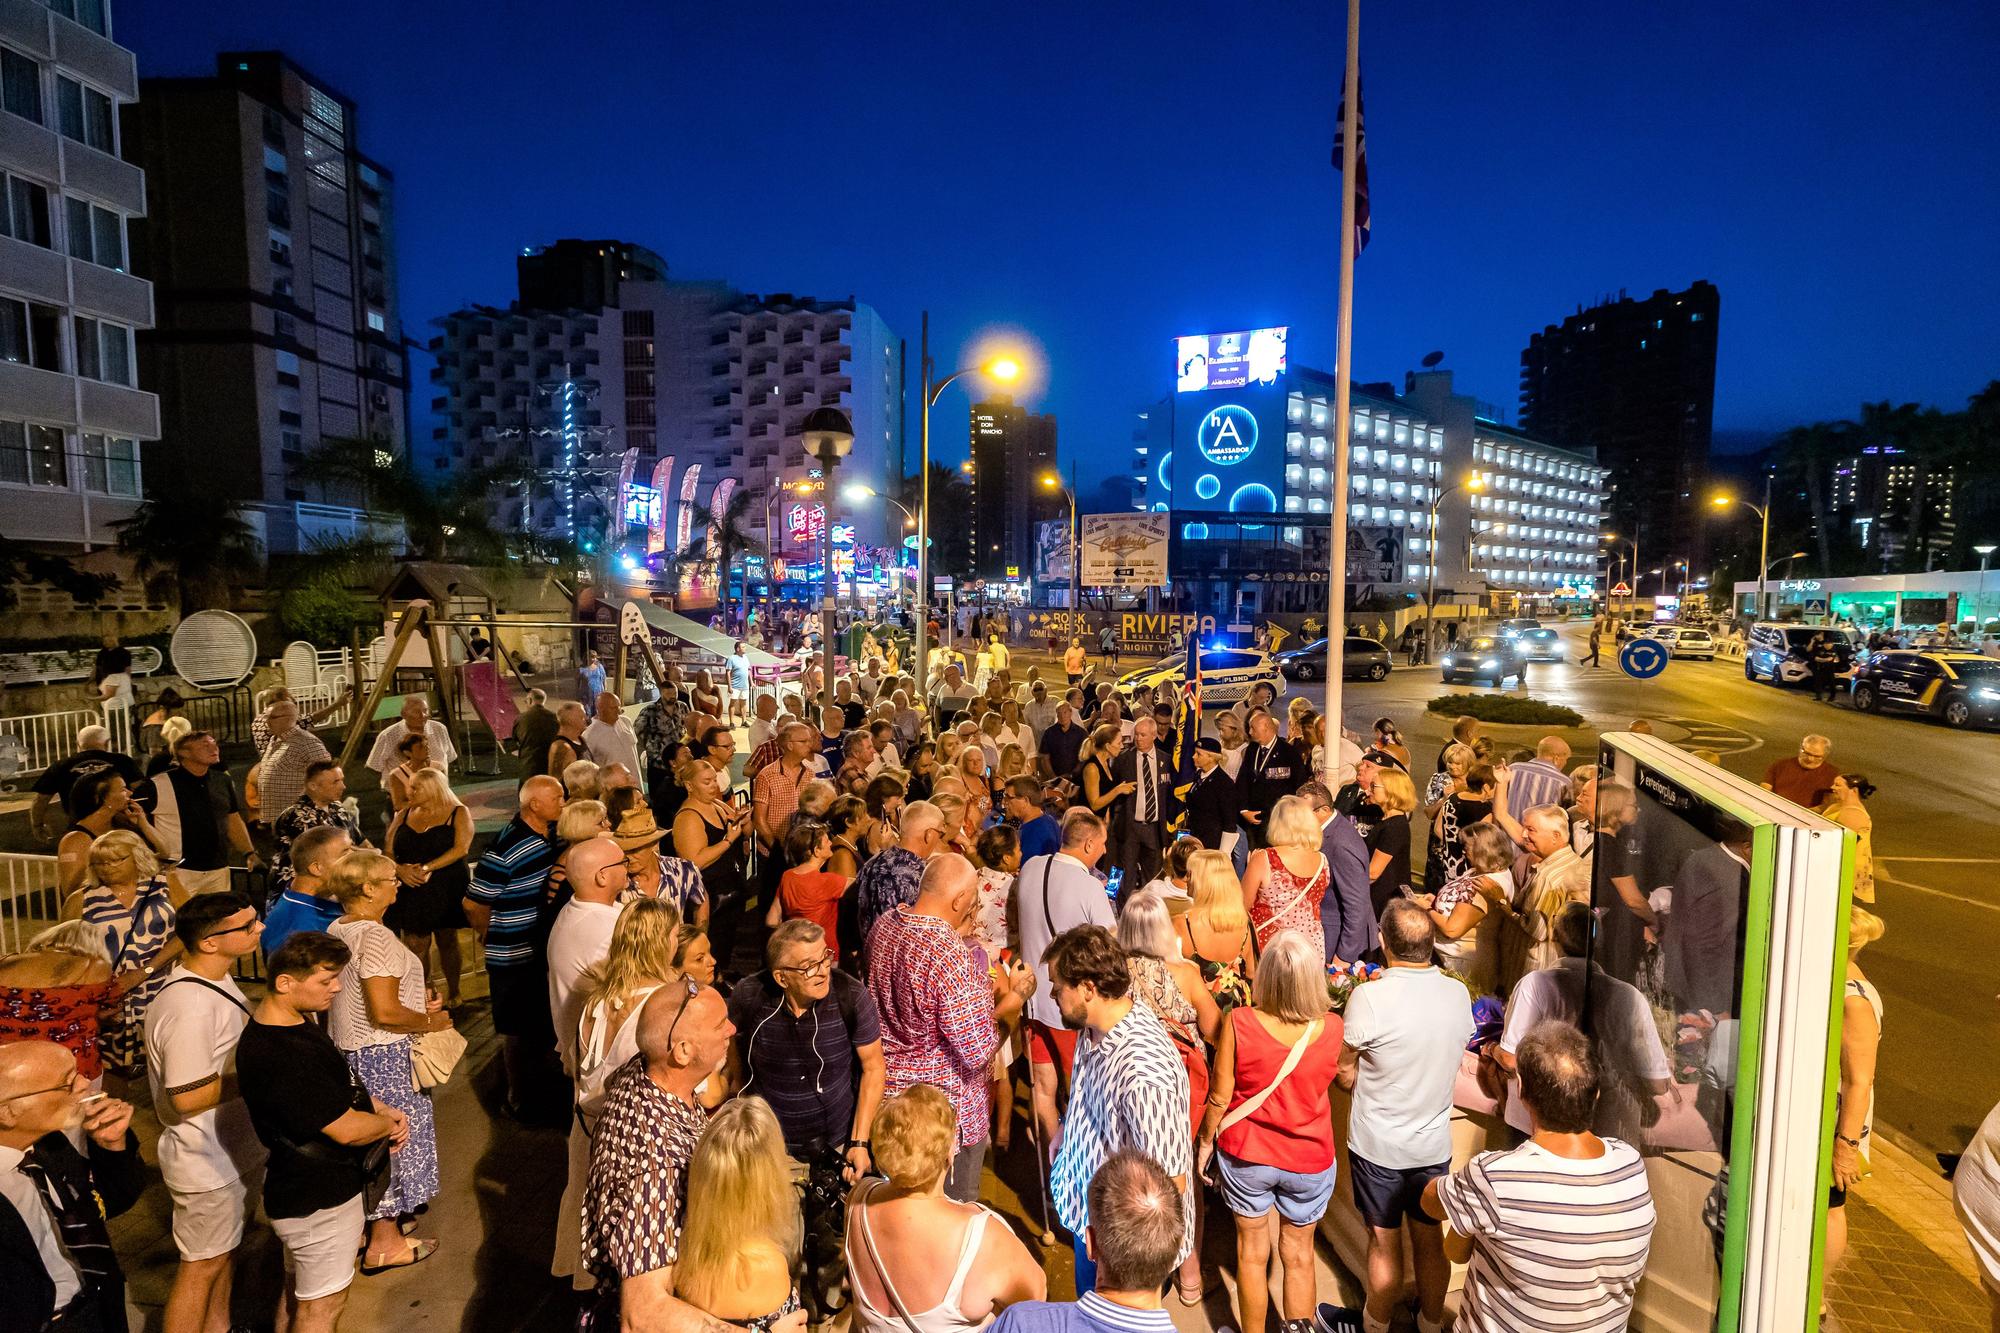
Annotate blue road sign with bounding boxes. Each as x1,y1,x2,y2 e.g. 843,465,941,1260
1619,637,1669,680
1804,598,1829,616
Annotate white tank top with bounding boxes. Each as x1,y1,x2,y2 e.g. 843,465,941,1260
845,1182,995,1333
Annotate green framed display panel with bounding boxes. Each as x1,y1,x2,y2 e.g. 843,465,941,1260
1595,734,1854,1333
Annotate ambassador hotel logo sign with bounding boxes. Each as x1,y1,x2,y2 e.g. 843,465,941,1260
1198,404,1258,467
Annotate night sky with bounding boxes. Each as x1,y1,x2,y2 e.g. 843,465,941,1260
120,1,2000,498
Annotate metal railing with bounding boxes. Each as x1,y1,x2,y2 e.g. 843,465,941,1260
0,708,107,780
0,854,63,955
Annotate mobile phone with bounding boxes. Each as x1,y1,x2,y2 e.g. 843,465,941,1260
1105,868,1125,899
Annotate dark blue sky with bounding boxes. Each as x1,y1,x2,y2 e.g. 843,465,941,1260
123,0,2000,495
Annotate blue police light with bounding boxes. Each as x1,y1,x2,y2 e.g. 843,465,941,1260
619,554,640,573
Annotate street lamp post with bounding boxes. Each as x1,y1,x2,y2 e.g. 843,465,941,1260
1712,472,1773,620
1421,475,1481,660
1040,465,1080,626
846,485,919,619
914,312,1019,699
802,408,854,711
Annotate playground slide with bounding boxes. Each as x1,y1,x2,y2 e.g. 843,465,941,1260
461,660,520,739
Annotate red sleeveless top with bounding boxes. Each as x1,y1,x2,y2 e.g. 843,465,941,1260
1216,1005,1344,1171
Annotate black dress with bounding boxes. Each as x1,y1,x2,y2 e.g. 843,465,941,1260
387,809,469,935
1364,812,1412,920
692,806,749,976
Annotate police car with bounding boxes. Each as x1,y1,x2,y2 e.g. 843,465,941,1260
1116,647,1284,707
1848,650,2000,729
1745,623,1862,687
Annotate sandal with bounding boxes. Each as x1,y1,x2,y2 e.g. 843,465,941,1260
361,1238,440,1274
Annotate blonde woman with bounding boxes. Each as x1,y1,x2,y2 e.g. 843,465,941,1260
1827,907,1885,1304
556,798,611,845
846,1085,1045,1333
1364,768,1419,921
553,898,682,1290
675,1096,803,1329
930,793,971,858
995,742,1030,791
1079,723,1132,818
1239,795,1330,968
1179,849,1251,1010
65,829,187,1084
1198,932,1345,1333
385,766,473,1008
1820,774,1877,904
1417,820,1517,992
326,849,451,1271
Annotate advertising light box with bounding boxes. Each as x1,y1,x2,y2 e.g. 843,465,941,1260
1154,380,1287,519
1176,327,1288,393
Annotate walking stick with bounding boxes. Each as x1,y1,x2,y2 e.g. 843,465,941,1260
1021,1087,1057,1248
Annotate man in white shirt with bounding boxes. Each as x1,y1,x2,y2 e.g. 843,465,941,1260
143,892,270,1333
547,837,631,1075
582,692,643,792
1338,899,1474,1333
1015,808,1117,1156
1023,678,1058,743
1491,903,1671,1142
856,657,886,704
746,693,781,756
363,695,458,777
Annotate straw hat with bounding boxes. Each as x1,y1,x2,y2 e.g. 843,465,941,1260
611,805,668,852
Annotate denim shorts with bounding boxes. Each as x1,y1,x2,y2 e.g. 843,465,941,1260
1216,1148,1339,1226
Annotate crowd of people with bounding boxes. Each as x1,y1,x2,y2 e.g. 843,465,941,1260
0,620,1982,1333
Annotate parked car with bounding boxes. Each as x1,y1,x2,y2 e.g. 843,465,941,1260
1516,625,1566,661
1615,619,1656,643
1274,635,1393,682
1496,618,1544,639
1646,626,1716,660
1116,647,1284,706
1745,623,1862,686
1439,634,1529,687
1849,650,2000,728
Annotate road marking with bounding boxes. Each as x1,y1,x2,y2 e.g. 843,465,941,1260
1875,871,2000,914
1876,857,2000,865
1654,717,1764,756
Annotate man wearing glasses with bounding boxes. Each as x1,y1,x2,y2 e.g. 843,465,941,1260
729,919,885,1318
142,892,268,1333
1760,733,1841,809
1,1040,143,1333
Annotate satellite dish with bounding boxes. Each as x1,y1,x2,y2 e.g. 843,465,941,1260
170,611,258,689
1420,350,1445,368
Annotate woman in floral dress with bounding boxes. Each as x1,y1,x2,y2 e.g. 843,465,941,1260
68,829,185,1086
1240,796,1331,970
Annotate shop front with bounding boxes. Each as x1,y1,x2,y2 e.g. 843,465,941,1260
1735,568,2000,633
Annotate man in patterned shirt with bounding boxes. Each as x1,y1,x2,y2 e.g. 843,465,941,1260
1043,925,1193,1295
867,854,1033,1202
252,698,330,828
581,977,750,1333
632,687,686,798
268,761,363,900
852,801,949,951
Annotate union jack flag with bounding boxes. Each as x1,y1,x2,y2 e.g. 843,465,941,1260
1170,635,1201,814
1332,76,1371,255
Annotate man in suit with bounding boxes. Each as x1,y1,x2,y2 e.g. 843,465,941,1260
1,1041,144,1333
1236,711,1305,848
1182,739,1238,850
1016,809,1117,1156
1303,780,1377,967
1111,716,1174,890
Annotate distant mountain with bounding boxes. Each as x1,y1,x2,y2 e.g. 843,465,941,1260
1711,428,1779,457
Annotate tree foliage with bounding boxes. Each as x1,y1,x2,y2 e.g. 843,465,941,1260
111,479,260,611
291,435,527,563
0,536,120,613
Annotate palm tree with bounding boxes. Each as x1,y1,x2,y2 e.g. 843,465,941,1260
292,435,525,563
0,536,118,613
112,479,260,611
688,487,766,624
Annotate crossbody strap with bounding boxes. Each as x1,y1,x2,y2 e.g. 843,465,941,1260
852,1183,926,1333
1218,1017,1323,1135
1041,858,1057,939
159,974,251,1018
1253,853,1319,944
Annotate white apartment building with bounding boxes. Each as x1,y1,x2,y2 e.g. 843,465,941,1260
0,0,158,550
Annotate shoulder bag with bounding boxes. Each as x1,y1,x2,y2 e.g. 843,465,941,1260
410,1024,467,1089
1217,1016,1324,1135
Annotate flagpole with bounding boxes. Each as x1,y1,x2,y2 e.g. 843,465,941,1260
1322,0,1361,786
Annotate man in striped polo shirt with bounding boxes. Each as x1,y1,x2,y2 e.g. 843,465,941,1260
1423,1020,1657,1333
463,775,564,1119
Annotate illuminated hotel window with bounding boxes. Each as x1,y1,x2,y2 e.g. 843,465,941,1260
1371,477,1387,496
1310,436,1328,459
1370,505,1387,522
1288,396,1306,421
1284,526,1303,543
1390,509,1406,525
1430,429,1444,451
1287,432,1304,456
1351,473,1367,493
1373,418,1390,440
1349,500,1367,518
1308,467,1327,491
1285,494,1303,512
1391,453,1407,472
1285,463,1304,488
1353,444,1370,466
1390,481,1407,499
1353,412,1369,435
1310,404,1328,427
1309,498,1328,513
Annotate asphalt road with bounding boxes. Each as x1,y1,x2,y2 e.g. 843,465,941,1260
1271,623,2000,1160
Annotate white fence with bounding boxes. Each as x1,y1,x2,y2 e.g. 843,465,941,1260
0,854,62,955
0,707,110,782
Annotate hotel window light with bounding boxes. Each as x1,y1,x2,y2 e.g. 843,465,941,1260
1309,498,1328,513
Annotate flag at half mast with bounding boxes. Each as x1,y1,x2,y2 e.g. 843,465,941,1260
1170,635,1201,821
1332,76,1371,254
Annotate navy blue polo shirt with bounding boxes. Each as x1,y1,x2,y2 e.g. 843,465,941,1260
727,969,880,1152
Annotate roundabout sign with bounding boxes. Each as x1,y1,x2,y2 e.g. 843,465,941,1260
1618,637,1669,680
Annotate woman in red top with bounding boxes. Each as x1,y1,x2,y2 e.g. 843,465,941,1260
770,819,848,956
0,921,116,1084
1197,933,1345,1333
1240,795,1331,972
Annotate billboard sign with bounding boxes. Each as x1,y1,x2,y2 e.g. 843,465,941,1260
1157,381,1287,519
1175,327,1288,393
1345,524,1405,586
1034,519,1070,580
1079,512,1169,588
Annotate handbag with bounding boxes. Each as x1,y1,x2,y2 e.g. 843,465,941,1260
409,1025,468,1090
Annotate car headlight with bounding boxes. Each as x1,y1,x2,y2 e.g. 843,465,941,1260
1440,655,1455,668
1480,659,1499,669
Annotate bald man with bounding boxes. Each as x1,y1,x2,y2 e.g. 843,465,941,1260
1,1040,143,1332
363,695,457,777
548,837,630,1076
584,693,643,791
465,775,566,1117
580,981,743,1332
